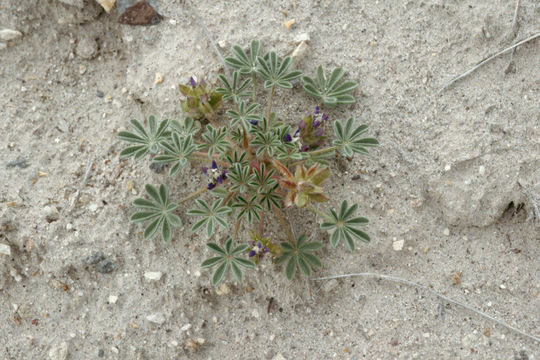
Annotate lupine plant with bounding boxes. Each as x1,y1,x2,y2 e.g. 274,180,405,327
118,40,378,285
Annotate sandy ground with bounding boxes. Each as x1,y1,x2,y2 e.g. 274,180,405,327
1,0,539,359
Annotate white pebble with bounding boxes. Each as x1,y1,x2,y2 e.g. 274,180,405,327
478,165,485,175
146,313,166,325
443,228,450,236
499,284,506,289
251,309,260,319
0,243,11,256
108,295,118,304
294,33,310,43
0,29,22,41
392,239,404,251
181,323,192,331
88,203,98,212
144,271,163,281
444,164,451,171
48,341,69,360
169,19,177,26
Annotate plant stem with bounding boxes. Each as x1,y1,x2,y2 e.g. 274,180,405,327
234,218,242,239
266,85,275,120
272,205,295,242
205,114,219,128
306,146,337,157
258,209,264,234
306,204,332,222
178,186,207,204
252,72,257,102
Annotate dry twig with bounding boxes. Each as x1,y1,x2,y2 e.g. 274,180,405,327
505,0,521,73
312,272,540,343
439,32,540,92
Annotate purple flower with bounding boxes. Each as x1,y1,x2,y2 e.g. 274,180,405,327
298,119,306,130
313,120,321,128
314,128,324,137
249,120,258,126
207,183,216,190
300,144,309,152
284,133,292,143
201,167,208,176
314,106,320,115
189,76,197,87
203,161,226,190
321,113,328,121
211,160,218,170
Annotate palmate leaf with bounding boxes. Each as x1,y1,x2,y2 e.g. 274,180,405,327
169,117,200,139
153,133,197,176
225,40,261,75
118,116,170,161
333,117,379,157
227,163,256,193
216,71,253,103
232,195,263,223
226,101,261,130
320,200,370,252
200,124,230,157
250,130,281,157
130,184,182,242
302,66,358,105
256,51,302,89
274,234,323,280
187,199,231,237
201,238,255,285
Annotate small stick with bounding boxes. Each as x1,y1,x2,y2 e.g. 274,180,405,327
312,272,540,343
505,0,521,73
69,160,93,212
439,32,540,92
185,0,230,78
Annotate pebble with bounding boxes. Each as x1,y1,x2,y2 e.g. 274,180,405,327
149,162,167,174
85,251,104,265
0,43,6,50
76,36,98,59
108,295,118,304
79,64,87,75
443,228,450,236
96,258,115,273
251,309,260,319
0,243,11,256
216,283,230,295
88,203,99,212
181,323,192,331
98,349,104,357
146,312,166,325
321,279,339,293
43,206,60,223
461,333,476,347
0,29,23,41
6,158,29,168
283,19,295,30
48,341,69,360
144,271,163,281
392,239,404,251
154,72,163,84
169,19,177,26
272,354,287,360
96,0,115,12
96,90,105,98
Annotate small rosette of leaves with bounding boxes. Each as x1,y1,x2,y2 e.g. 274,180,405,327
232,194,262,224
187,199,231,237
256,51,302,89
333,117,379,157
130,184,182,242
320,200,370,252
200,124,230,157
225,40,261,75
201,238,255,285
118,116,170,161
179,77,223,120
273,160,330,208
275,234,323,280
302,66,357,105
153,133,197,176
216,71,252,103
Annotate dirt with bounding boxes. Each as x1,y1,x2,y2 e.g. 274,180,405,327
0,0,539,359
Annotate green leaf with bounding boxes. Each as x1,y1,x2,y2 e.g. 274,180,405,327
277,234,323,280
131,184,182,242
201,238,254,285
118,117,170,161
302,66,358,105
320,201,371,252
333,118,378,157
187,199,230,237
256,52,302,89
